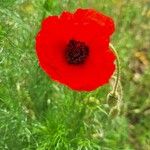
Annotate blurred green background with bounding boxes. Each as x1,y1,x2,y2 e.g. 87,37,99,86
0,0,150,149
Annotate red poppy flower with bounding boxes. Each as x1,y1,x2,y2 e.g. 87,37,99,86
36,8,116,91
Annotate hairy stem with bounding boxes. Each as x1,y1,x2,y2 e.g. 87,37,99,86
109,43,121,94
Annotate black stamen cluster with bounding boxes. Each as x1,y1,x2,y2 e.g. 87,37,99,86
65,39,89,64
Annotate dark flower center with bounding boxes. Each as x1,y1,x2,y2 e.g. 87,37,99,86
65,39,89,64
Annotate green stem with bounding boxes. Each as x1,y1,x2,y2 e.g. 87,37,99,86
109,43,121,95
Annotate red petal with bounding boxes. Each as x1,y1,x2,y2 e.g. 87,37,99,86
74,9,115,36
